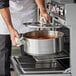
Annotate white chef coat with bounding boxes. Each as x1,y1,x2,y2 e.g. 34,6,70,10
0,0,37,34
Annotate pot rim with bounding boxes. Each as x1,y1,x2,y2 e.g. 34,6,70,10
23,30,64,40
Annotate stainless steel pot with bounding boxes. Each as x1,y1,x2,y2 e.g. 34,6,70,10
16,30,64,56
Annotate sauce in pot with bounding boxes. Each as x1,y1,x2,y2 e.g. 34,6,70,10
24,31,62,39
25,34,60,39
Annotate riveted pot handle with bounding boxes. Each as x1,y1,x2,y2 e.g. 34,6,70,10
15,36,25,46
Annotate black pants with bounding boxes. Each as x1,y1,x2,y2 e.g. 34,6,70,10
0,35,11,76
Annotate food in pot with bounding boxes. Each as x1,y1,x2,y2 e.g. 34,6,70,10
24,31,61,39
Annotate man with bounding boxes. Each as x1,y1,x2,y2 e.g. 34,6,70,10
0,0,50,76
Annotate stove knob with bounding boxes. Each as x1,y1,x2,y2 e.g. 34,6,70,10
59,7,64,16
51,6,55,12
56,7,59,15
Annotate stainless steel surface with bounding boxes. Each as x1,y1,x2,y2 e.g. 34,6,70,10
45,0,74,4
12,46,21,56
67,4,76,76
33,50,69,61
23,30,64,56
23,22,62,29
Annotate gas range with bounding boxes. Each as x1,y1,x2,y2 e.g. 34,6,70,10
13,53,68,74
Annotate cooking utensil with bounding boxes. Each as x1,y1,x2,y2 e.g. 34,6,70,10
15,30,64,56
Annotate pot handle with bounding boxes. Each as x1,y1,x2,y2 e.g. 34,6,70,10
15,36,25,46
40,17,47,26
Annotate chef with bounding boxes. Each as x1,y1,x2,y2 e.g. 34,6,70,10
0,0,50,75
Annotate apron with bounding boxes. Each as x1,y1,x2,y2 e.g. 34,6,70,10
0,0,37,34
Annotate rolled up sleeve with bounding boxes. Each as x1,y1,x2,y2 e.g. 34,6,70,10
0,0,9,9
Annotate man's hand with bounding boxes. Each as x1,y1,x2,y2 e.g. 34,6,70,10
0,7,20,46
40,12,50,23
10,28,20,46
35,0,50,22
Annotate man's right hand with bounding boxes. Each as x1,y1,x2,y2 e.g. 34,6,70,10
10,28,20,46
0,7,20,46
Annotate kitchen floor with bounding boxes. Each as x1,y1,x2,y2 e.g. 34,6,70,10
11,46,21,76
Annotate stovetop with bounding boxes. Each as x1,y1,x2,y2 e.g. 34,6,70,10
13,54,67,74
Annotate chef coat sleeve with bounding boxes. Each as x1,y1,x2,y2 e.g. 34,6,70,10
0,0,9,9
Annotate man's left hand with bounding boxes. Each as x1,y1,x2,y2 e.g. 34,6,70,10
40,12,51,23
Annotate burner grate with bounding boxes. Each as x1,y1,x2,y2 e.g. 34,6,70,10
14,55,66,74
33,50,69,61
